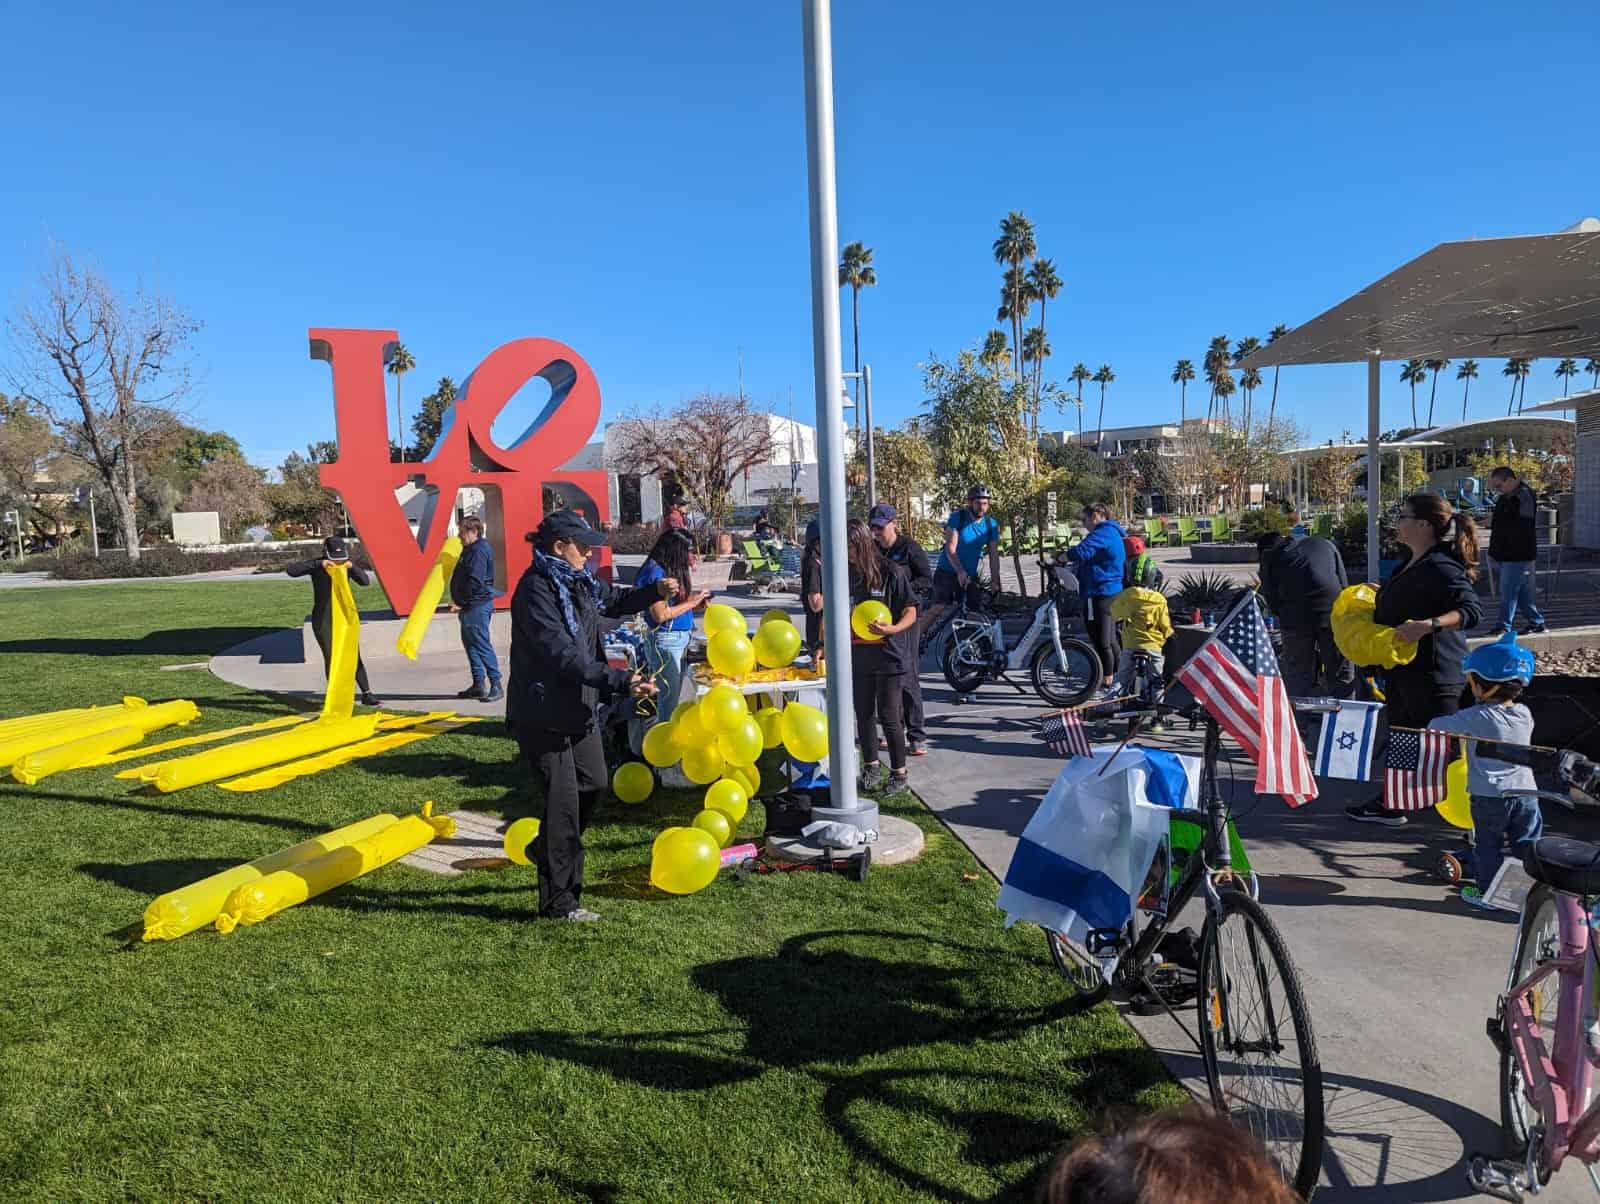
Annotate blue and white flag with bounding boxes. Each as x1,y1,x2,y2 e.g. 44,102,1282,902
998,746,1199,981
1313,701,1381,782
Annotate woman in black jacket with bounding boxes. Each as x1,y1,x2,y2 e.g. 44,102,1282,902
844,518,918,793
1345,493,1483,826
286,535,379,706
507,511,670,921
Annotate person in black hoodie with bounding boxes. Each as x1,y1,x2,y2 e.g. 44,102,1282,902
285,536,380,706
1486,465,1546,636
508,510,670,921
1345,494,1483,827
870,502,931,755
448,515,502,702
845,518,919,793
1256,529,1353,698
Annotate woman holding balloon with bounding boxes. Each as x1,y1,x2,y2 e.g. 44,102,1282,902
844,518,918,792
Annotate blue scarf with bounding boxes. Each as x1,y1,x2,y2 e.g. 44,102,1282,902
533,549,602,640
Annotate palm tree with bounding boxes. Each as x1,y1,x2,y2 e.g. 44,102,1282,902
1398,359,1427,429
992,212,1036,378
1424,358,1449,427
1021,327,1051,409
1264,324,1290,437
1238,368,1263,437
996,267,1031,376
979,329,1010,371
1556,358,1580,396
1587,358,1600,390
1213,371,1237,432
1203,335,1231,422
1025,258,1062,426
1232,337,1261,433
1519,358,1537,413
1503,358,1534,415
1091,364,1115,450
1069,362,1091,441
1457,359,1479,419
387,343,415,462
837,241,876,440
1171,359,1196,423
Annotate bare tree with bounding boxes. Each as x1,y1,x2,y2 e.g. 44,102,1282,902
7,252,199,560
607,394,776,543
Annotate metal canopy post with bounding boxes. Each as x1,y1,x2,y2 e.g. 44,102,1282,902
863,363,876,505
1367,357,1382,582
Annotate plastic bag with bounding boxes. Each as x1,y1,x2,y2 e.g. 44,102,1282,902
395,537,462,660
1330,584,1418,670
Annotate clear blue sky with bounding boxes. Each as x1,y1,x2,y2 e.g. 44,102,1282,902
3,1,1596,470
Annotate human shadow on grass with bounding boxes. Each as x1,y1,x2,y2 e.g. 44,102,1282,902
0,627,283,659
16,787,318,835
79,856,237,897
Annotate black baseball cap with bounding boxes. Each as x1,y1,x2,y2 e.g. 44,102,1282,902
535,510,610,548
867,503,897,528
322,536,350,562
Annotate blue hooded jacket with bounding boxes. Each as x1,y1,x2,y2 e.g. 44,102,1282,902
1067,519,1127,598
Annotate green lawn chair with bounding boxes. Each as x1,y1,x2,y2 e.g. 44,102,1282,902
1142,518,1168,547
1210,514,1233,543
1175,516,1202,544
998,526,1014,556
741,540,781,575
1312,512,1334,539
1054,523,1072,551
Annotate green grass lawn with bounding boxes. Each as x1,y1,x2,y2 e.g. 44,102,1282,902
0,581,1179,1203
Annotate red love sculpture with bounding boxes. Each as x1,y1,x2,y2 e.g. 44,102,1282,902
310,329,612,614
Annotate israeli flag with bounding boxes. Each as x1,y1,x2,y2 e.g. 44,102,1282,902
1313,701,1381,782
998,747,1199,981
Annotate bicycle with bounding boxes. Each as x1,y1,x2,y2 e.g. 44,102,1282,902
1037,697,1330,1198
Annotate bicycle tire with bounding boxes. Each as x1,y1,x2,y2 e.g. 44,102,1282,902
1500,881,1558,1172
1028,638,1102,708
1198,888,1325,1200
942,628,991,694
1044,929,1111,1009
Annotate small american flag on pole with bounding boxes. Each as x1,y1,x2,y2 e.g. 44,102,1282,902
1175,591,1318,806
1383,729,1454,811
1040,708,1092,758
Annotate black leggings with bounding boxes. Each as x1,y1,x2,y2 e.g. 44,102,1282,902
312,622,371,694
1083,595,1120,679
853,653,907,772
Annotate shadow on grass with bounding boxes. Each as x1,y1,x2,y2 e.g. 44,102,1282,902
0,627,283,658
78,857,236,896
17,788,318,835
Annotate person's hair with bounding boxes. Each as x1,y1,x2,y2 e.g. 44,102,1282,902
1489,465,1516,483
1040,1108,1300,1204
1402,493,1479,581
645,529,693,598
1082,502,1112,522
846,518,882,591
459,515,483,537
1469,672,1526,703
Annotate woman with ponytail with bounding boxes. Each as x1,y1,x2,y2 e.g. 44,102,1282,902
1346,493,1484,827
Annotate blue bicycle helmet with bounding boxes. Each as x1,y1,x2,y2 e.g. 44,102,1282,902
1463,629,1535,686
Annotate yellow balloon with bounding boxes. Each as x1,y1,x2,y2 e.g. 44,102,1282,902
703,603,744,639
503,817,541,866
642,722,681,769
1436,744,1474,829
682,743,726,785
753,620,801,669
708,630,756,678
653,826,687,857
781,702,829,762
692,808,733,848
705,778,749,824
851,599,892,641
700,684,748,733
721,764,759,801
761,608,793,628
755,706,784,749
717,715,763,767
650,826,721,894
612,761,655,804
673,701,707,744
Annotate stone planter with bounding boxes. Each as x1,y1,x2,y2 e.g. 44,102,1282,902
1189,543,1258,564
693,559,736,592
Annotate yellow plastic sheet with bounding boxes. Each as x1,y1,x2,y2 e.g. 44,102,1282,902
216,719,476,792
0,699,199,770
148,715,379,793
215,803,456,932
102,714,311,770
1330,584,1419,671
322,561,361,721
396,536,462,660
11,725,144,785
142,812,399,941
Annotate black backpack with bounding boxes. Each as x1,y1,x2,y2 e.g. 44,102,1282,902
763,790,816,837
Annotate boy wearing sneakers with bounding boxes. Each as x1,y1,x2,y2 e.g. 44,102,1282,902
1427,630,1540,909
1108,552,1172,709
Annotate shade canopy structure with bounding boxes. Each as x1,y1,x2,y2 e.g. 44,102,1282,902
1236,220,1600,578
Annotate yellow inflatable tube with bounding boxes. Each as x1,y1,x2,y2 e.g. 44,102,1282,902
1331,584,1419,671
150,715,378,793
0,699,198,769
142,812,399,941
396,536,462,660
215,803,455,932
0,697,145,739
321,562,361,721
11,725,144,785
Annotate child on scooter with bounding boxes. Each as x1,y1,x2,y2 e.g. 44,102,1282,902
1108,552,1172,719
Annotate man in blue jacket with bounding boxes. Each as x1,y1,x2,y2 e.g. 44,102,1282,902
449,515,502,702
1067,503,1127,681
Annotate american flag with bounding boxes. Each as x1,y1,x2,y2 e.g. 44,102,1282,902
1383,728,1453,812
1175,592,1318,806
1040,708,1092,758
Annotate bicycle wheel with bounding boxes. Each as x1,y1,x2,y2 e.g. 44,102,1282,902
942,626,991,694
1199,888,1324,1199
1029,638,1102,707
1044,929,1110,1008
1500,882,1559,1166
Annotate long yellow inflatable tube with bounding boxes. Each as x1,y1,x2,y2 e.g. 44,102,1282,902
321,561,362,721
0,699,198,769
11,725,145,785
0,697,145,740
215,803,455,932
149,715,378,793
396,537,462,660
142,812,400,941
1330,584,1420,671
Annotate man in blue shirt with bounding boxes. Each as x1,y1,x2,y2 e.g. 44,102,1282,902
449,515,502,701
922,484,1003,631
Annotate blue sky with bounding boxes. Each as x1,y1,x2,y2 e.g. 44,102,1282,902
3,1,1596,470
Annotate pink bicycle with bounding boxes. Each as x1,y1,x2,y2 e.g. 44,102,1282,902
1474,755,1600,1200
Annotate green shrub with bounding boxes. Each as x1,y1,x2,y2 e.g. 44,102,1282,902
51,542,370,580
610,524,663,556
1238,508,1290,541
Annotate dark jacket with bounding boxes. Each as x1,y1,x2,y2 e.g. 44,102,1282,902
879,533,932,601
286,559,371,629
1372,544,1483,684
450,538,496,607
1489,482,1538,562
506,565,660,736
849,561,915,676
1258,535,1347,631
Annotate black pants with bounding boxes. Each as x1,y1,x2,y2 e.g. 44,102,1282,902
516,725,607,917
311,621,371,694
900,673,925,746
854,651,907,771
1083,595,1121,678
1279,624,1354,699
